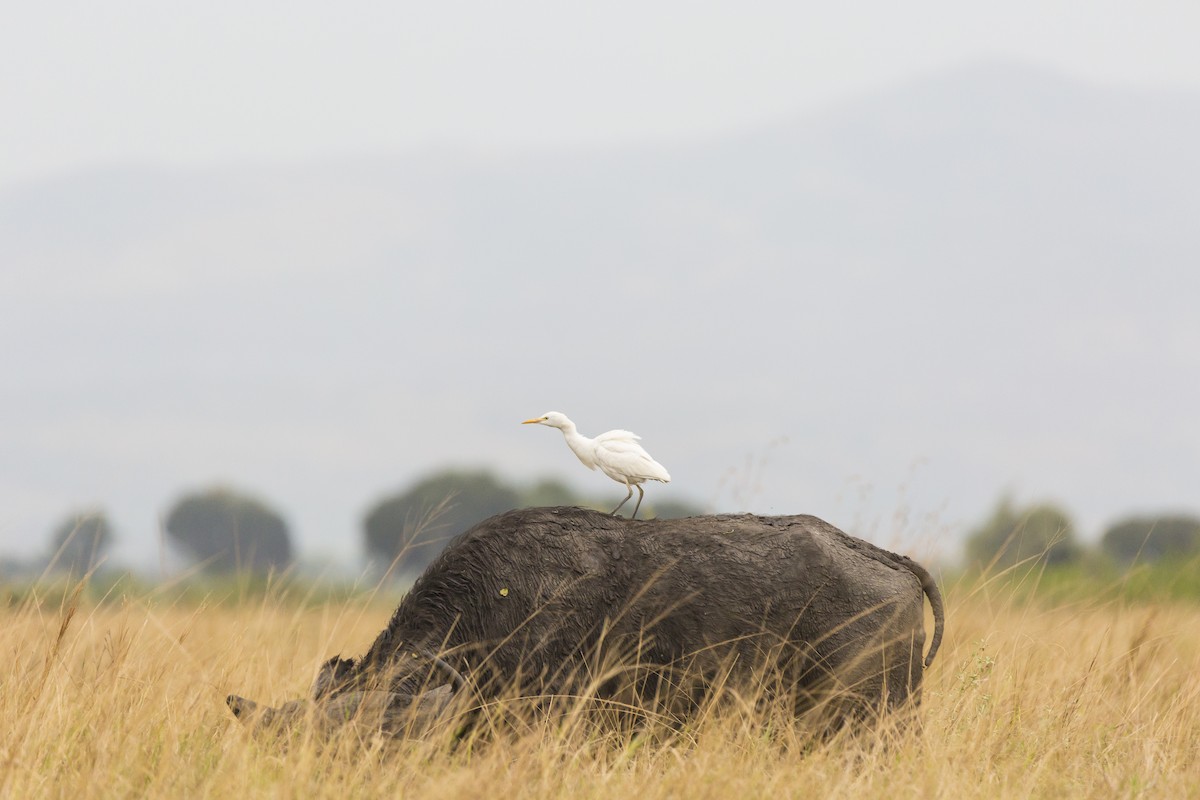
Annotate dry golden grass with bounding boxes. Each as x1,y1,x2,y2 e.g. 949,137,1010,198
1,578,1197,799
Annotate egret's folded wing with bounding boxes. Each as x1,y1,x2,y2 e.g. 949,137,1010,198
594,437,671,482
594,429,642,443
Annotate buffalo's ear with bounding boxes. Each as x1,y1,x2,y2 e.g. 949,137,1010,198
313,656,357,700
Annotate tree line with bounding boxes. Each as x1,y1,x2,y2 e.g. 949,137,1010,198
38,475,1200,578
963,496,1200,571
40,469,701,578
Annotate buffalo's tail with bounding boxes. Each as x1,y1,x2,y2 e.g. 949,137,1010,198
901,559,944,668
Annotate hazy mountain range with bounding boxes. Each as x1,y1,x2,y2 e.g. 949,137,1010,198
3,60,1197,570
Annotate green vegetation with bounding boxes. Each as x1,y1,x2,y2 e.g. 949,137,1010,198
164,487,293,573
47,508,115,575
964,496,1081,569
362,468,701,577
1100,514,1200,565
962,498,1200,603
363,469,522,576
1,568,405,612
34,471,1199,587
952,554,1200,606
28,468,702,580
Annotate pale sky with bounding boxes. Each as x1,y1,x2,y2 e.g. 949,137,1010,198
4,1,1200,190
3,2,1200,570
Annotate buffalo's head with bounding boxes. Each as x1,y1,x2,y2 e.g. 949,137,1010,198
226,654,469,739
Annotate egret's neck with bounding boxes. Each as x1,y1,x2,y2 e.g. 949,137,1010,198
558,422,595,464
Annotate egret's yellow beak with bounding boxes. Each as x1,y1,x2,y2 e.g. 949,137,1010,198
521,417,545,425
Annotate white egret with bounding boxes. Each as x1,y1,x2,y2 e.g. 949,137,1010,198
522,411,671,519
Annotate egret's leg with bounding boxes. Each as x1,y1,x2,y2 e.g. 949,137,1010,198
611,484,634,516
631,484,645,520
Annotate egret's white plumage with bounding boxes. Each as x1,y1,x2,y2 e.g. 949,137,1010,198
522,411,671,519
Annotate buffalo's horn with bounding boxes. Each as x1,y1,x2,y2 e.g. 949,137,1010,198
430,655,467,694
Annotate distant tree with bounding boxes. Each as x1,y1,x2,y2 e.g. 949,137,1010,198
519,477,585,508
965,496,1081,570
642,499,703,520
517,477,701,519
365,469,706,575
49,508,115,574
1100,515,1200,565
364,469,520,576
164,487,293,573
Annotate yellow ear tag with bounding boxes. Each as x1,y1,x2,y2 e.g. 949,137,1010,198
499,587,509,597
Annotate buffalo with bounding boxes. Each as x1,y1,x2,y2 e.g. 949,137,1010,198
227,506,944,737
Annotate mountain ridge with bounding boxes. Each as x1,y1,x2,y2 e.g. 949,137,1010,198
2,59,1196,567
